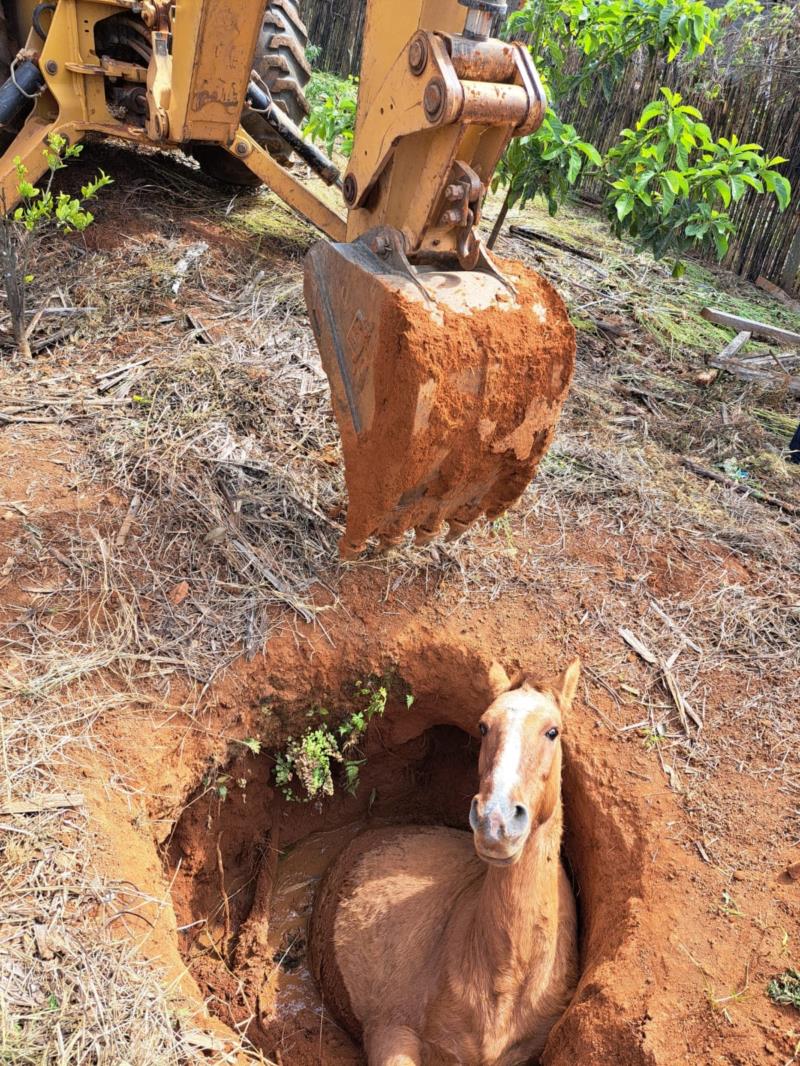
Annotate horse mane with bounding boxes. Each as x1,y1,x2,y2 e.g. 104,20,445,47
507,670,556,698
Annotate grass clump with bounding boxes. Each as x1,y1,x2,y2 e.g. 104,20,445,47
274,677,399,802
768,969,800,1010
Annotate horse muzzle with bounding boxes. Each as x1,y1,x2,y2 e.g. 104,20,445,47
469,795,530,864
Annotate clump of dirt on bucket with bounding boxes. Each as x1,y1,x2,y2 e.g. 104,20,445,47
324,259,576,551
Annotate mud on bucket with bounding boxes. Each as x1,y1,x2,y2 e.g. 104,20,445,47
304,231,575,556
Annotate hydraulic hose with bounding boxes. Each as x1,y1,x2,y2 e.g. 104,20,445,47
0,61,45,128
32,2,56,41
245,80,340,187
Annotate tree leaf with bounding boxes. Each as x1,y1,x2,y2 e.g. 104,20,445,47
663,170,689,196
739,174,763,193
615,194,635,221
636,100,664,129
771,173,791,211
659,176,676,214
567,150,582,185
578,142,603,166
714,178,731,207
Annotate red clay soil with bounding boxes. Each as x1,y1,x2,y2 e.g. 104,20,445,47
307,256,575,554
2,430,799,1065
80,600,799,1066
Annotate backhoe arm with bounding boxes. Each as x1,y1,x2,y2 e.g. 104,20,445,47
0,0,574,557
304,0,575,556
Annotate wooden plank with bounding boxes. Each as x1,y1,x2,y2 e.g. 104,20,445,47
713,330,751,362
700,307,800,346
755,276,800,313
732,351,800,369
707,356,800,395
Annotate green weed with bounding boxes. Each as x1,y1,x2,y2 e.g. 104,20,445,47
304,72,357,158
274,676,400,802
641,724,666,749
768,969,800,1010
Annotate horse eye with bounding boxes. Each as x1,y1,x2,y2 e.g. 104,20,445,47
546,727,559,741
478,722,488,737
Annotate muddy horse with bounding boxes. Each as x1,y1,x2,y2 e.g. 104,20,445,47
309,660,581,1065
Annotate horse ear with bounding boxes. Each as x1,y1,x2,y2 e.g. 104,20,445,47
488,661,512,696
554,657,581,709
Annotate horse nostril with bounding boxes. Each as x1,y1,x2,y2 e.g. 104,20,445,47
513,804,529,826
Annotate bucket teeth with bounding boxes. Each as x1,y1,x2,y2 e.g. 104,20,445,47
304,231,575,558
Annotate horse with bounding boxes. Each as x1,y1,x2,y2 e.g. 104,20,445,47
308,659,581,1065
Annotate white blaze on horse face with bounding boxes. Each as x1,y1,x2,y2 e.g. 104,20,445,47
490,708,525,801
487,689,553,804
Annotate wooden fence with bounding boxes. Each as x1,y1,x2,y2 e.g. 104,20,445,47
560,32,800,294
298,2,800,293
301,0,367,77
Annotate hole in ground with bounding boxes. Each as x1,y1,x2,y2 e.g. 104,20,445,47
164,647,650,1065
169,720,480,1063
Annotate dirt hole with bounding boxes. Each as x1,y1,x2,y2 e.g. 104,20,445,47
164,645,647,1065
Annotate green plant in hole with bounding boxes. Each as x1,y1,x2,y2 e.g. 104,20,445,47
202,767,233,802
767,968,800,1010
0,133,111,359
275,724,342,802
274,676,404,802
304,72,358,158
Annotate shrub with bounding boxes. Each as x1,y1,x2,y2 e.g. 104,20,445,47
303,72,358,158
604,87,790,269
1,134,111,359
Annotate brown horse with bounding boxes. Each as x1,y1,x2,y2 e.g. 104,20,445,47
309,660,580,1065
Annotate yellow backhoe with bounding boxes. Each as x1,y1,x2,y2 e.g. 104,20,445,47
0,0,575,556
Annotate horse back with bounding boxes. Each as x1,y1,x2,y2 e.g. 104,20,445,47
309,824,481,1041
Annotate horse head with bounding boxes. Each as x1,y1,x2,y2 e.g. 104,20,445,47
469,658,580,866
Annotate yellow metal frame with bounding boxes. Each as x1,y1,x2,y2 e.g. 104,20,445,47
0,0,544,258
0,0,347,237
344,0,546,256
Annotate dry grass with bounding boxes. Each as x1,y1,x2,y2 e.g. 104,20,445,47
0,668,246,1064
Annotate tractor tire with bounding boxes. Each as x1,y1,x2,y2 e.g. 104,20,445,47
253,0,312,128
193,0,312,187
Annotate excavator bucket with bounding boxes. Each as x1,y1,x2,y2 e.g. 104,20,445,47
304,228,576,558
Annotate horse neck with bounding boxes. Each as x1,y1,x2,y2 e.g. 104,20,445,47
471,803,563,970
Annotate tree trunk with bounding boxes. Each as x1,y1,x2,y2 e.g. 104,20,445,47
487,188,513,250
0,219,29,358
13,317,31,360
